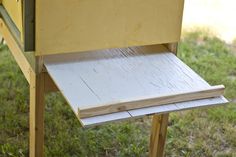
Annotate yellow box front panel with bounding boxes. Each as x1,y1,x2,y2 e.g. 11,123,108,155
36,0,184,55
2,0,23,33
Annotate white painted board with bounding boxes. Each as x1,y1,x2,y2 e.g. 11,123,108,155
44,48,228,127
80,111,131,127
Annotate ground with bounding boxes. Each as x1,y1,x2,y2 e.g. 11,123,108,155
0,31,236,157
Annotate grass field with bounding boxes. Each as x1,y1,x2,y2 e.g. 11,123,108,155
0,31,236,157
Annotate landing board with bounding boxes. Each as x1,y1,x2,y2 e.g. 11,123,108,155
44,48,227,127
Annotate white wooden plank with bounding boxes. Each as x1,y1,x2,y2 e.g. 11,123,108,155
44,48,227,120
80,111,131,127
128,96,228,117
79,85,224,118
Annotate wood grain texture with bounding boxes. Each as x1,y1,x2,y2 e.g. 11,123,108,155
29,70,45,157
149,114,169,157
35,0,184,55
44,48,226,119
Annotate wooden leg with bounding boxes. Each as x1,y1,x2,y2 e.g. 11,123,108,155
29,70,45,157
149,114,169,157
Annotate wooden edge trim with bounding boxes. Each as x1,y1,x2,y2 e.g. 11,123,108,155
79,85,225,118
0,18,33,83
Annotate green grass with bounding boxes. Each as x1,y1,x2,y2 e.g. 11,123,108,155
0,31,236,157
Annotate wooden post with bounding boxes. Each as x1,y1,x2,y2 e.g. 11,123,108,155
29,58,45,157
149,114,169,157
0,19,46,156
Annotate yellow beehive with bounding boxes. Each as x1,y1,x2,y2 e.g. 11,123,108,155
0,1,228,157
1,0,184,55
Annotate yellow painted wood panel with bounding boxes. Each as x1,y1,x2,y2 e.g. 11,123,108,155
36,0,184,55
2,0,23,33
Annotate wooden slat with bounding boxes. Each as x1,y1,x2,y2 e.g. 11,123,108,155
128,96,228,117
80,96,227,127
80,112,131,127
79,85,224,118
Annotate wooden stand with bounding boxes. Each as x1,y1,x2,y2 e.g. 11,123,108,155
29,69,45,157
0,19,171,157
0,19,228,157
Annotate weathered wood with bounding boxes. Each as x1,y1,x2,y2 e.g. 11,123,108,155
149,114,169,157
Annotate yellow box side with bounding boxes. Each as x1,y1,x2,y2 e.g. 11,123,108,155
2,0,23,34
36,0,184,56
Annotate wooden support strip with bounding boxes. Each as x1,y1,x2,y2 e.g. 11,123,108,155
79,85,225,118
0,18,33,83
29,69,45,157
149,114,169,157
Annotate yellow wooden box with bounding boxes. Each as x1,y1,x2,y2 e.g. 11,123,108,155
1,0,184,56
